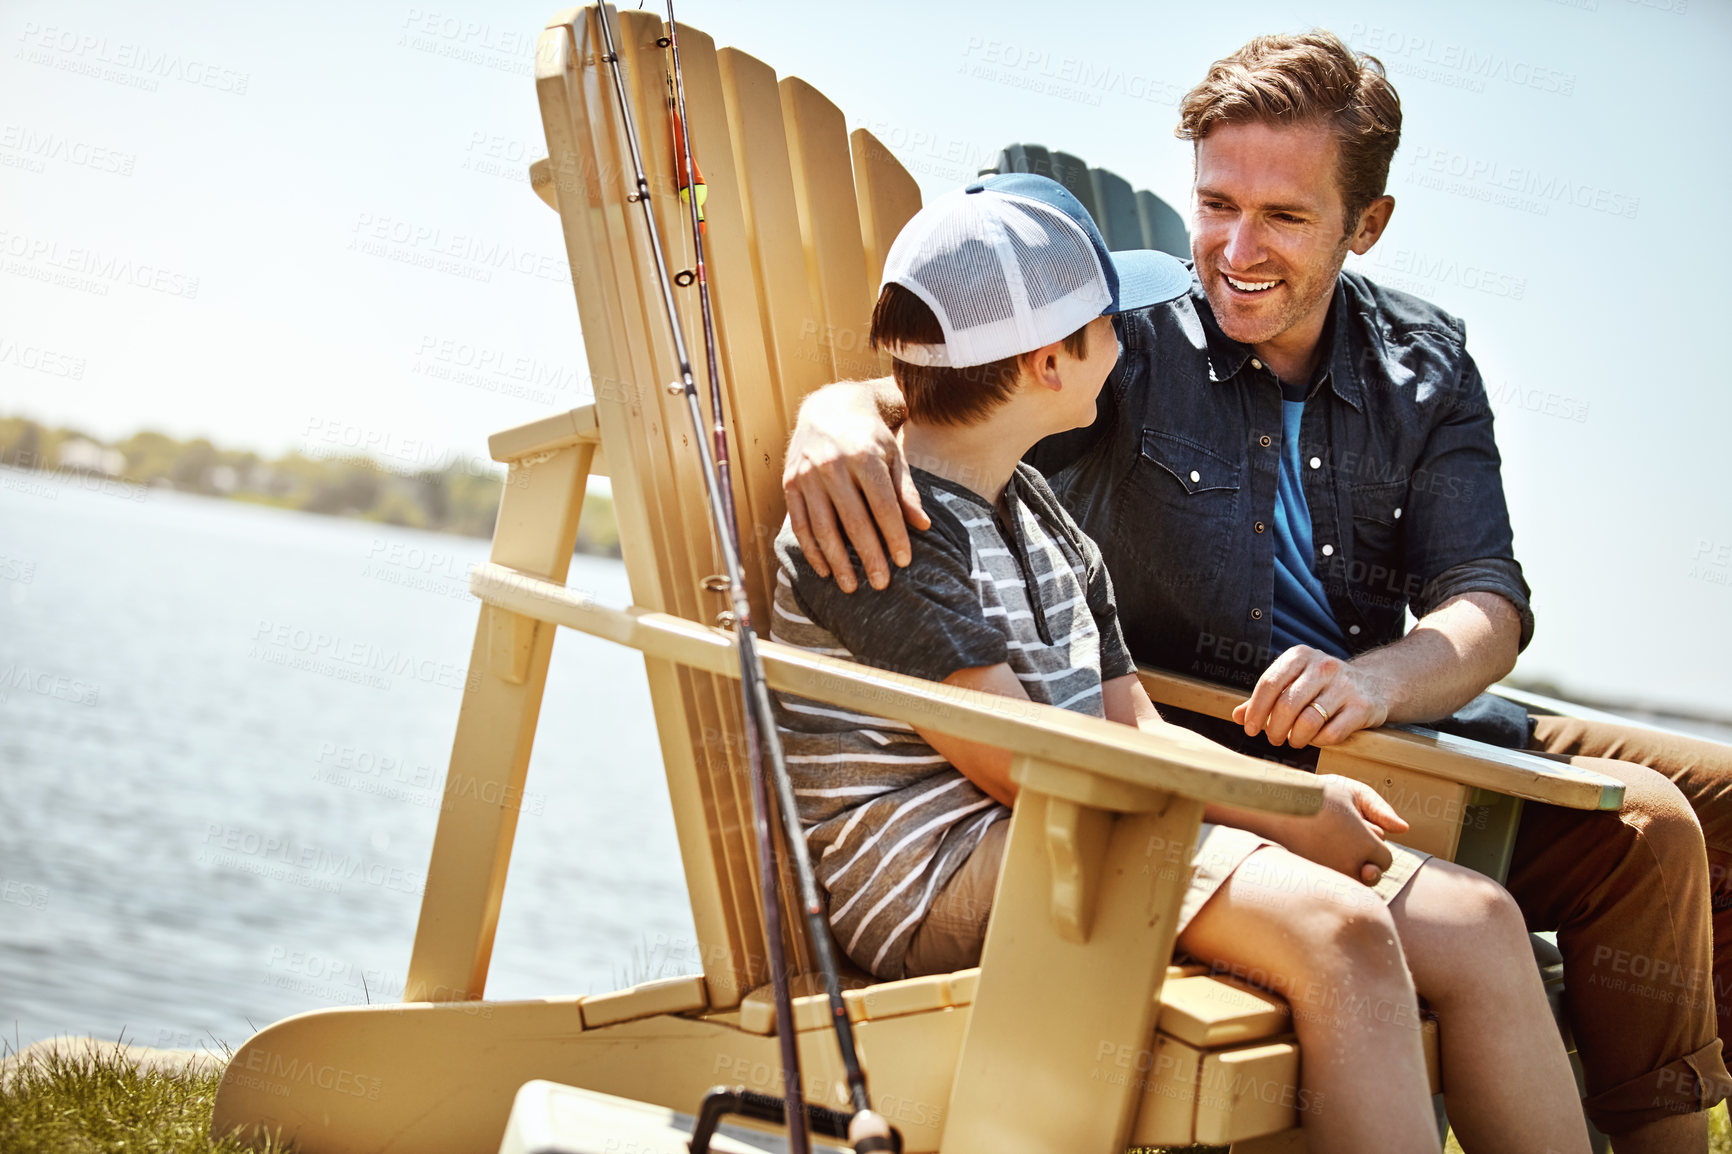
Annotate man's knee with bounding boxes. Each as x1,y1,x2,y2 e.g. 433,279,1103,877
1616,760,1708,861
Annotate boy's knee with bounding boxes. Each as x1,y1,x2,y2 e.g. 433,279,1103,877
1300,893,1402,973
1440,864,1525,932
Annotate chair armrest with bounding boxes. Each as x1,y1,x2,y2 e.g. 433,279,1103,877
529,158,558,211
487,403,602,463
1138,666,1623,812
470,562,1323,817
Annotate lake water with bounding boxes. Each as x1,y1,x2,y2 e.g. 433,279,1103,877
3,466,1729,1060
0,467,697,1055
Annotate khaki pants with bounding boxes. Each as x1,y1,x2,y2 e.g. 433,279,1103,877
902,821,1007,979
1514,715,1732,1134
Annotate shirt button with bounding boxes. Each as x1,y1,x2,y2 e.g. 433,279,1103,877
1254,521,1266,534
1349,625,1362,636
1321,543,1334,556
1258,435,1272,448
1190,470,1201,483
1251,358,1263,371
1393,506,1403,519
1308,456,1322,470
1251,608,1263,620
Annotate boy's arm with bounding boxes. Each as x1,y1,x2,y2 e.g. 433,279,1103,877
910,663,1031,808
1101,674,1407,886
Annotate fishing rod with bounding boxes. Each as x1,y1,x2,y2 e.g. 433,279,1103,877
594,5,896,1151
659,8,804,1149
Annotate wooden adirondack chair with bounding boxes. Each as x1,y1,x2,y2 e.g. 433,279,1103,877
210,7,1624,1152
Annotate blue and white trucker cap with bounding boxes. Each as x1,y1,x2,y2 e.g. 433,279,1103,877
879,172,1192,369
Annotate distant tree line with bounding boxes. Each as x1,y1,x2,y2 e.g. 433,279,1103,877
0,415,621,556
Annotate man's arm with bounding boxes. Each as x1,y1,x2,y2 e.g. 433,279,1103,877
782,379,925,593
1241,341,1530,749
1102,674,1406,884
1234,589,1522,748
783,321,1124,592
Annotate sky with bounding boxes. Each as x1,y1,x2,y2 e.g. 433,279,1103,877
2,0,1727,715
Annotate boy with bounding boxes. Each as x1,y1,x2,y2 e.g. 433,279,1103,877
771,174,1587,1154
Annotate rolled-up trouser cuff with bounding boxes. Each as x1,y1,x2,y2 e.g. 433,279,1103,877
1583,1038,1732,1135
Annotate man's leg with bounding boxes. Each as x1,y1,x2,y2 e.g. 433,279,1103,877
1505,752,1730,1148
1533,716,1732,1049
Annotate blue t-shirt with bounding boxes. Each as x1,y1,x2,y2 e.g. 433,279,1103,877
1271,379,1350,660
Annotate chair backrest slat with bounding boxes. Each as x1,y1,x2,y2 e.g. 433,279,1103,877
654,18,820,986
618,7,796,1001
718,50,838,428
780,78,879,386
850,128,922,330
671,23,786,613
537,7,760,1005
534,5,923,1005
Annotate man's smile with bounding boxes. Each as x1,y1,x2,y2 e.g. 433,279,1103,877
1224,274,1281,294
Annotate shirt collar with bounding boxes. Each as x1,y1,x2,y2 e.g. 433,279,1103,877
1195,277,1364,411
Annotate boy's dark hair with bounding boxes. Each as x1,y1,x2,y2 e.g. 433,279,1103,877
869,283,1090,427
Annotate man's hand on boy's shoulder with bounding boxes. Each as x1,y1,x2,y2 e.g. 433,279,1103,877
776,508,1008,690
783,380,929,593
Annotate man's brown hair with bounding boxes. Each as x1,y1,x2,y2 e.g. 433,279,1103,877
1176,30,1402,231
868,283,1089,427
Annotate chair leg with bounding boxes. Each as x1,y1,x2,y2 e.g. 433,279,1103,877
405,442,594,1002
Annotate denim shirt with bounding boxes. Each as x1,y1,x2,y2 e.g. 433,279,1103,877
1027,268,1534,742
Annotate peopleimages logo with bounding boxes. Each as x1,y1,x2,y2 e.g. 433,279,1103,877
410,335,587,405
248,619,481,694
222,1048,383,1101
0,124,136,176
1348,24,1577,96
1404,147,1640,220
0,229,201,298
0,664,100,706
199,825,425,897
0,334,88,378
1354,246,1526,302
14,22,251,95
346,213,572,286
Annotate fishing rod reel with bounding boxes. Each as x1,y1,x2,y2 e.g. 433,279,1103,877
688,1087,901,1154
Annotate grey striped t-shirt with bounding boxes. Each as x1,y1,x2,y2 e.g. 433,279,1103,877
771,463,1134,979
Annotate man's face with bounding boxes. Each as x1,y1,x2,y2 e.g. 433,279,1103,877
1190,119,1357,355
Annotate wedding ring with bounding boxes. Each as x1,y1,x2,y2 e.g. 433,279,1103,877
1308,702,1331,723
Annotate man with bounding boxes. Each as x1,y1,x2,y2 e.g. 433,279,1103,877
772,171,1590,1154
781,30,1732,1154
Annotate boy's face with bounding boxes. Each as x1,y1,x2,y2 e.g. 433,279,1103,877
1056,315,1121,430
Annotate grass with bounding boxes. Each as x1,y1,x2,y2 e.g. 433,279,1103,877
4,1038,1732,1153
0,1038,291,1154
